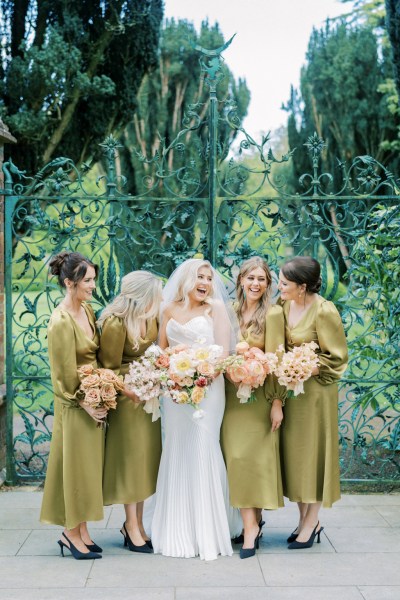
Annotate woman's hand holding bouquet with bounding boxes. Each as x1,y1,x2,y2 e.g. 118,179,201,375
220,341,279,403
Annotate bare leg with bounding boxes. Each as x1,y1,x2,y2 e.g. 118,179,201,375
255,508,263,525
124,503,146,546
62,523,89,553
296,502,322,542
79,522,94,546
292,501,308,535
136,501,150,541
241,507,260,549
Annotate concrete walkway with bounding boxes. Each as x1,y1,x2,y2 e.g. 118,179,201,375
0,489,399,600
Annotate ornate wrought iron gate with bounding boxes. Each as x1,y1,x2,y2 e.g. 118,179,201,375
3,40,400,484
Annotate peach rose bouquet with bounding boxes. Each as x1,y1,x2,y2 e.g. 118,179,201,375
274,341,320,397
124,344,169,422
165,341,224,418
219,340,279,403
76,364,125,428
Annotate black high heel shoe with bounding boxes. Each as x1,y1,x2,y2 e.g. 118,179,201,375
58,534,102,560
120,523,153,554
240,529,261,559
233,518,265,545
85,541,103,553
145,539,153,550
288,523,324,549
287,528,298,543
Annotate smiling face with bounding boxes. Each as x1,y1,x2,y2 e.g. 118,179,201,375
241,266,268,303
278,270,305,301
188,266,213,304
66,265,97,302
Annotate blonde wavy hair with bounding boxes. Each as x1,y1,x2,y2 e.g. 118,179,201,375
97,271,162,349
171,259,215,307
236,256,272,335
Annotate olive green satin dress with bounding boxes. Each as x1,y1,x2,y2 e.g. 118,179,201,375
221,305,286,509
99,316,162,505
40,303,105,529
280,296,348,508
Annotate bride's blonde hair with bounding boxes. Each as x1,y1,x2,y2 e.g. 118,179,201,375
171,259,214,308
97,271,162,349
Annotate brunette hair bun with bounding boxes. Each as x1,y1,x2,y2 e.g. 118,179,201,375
281,256,322,294
49,251,98,288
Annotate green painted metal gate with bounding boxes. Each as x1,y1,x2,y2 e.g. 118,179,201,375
3,41,400,485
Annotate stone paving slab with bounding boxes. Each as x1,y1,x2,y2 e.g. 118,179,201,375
358,587,400,600
175,587,366,600
0,556,93,588
0,588,174,599
0,530,31,556
258,553,400,587
257,529,334,553
374,507,400,527
87,554,265,588
324,526,400,553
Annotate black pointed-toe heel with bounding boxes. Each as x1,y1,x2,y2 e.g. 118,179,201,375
239,524,262,560
120,523,153,554
288,523,324,550
85,541,103,553
287,528,298,543
58,534,102,560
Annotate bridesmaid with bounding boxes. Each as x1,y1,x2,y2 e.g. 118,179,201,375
278,256,348,549
40,251,104,560
221,256,286,559
97,271,163,553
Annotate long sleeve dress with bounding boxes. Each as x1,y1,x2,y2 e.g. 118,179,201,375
99,316,161,505
40,303,104,529
280,296,348,507
221,304,286,509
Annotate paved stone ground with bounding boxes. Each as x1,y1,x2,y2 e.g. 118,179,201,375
0,489,399,600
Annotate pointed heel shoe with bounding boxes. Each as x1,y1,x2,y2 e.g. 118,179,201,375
287,528,298,543
239,525,262,559
57,534,102,560
120,523,153,554
288,523,324,550
85,541,103,553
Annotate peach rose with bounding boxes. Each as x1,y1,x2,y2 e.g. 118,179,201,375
197,361,215,377
78,364,95,377
83,387,102,407
155,354,170,368
191,386,205,404
236,341,250,355
100,383,117,403
227,364,248,383
80,374,101,389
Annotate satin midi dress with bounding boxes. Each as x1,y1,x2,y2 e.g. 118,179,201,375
221,305,286,509
280,296,348,507
99,316,162,505
40,303,105,529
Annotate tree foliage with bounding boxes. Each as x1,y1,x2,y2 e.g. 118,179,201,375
0,0,164,173
285,21,400,185
385,0,400,101
120,18,251,196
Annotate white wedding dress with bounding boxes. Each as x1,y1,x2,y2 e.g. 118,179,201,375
150,315,242,560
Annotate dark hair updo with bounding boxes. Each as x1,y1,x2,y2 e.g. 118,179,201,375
281,256,322,294
49,251,98,288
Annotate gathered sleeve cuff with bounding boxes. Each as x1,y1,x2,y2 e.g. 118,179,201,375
98,315,126,374
263,304,287,404
48,311,82,406
315,300,348,386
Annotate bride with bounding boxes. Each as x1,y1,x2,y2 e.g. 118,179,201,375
151,258,242,560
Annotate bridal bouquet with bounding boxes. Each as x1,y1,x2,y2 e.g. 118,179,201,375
165,342,224,419
76,364,125,427
124,344,168,422
274,341,320,397
220,340,279,403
